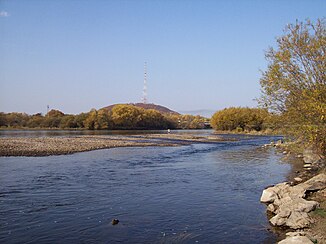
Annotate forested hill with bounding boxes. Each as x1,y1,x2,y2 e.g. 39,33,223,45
102,103,179,115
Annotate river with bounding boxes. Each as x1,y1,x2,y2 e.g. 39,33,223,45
0,130,289,243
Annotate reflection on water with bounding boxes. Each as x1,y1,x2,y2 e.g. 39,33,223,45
0,134,288,243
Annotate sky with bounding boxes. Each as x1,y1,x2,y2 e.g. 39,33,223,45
0,0,325,115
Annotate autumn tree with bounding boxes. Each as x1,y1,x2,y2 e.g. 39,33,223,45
111,105,142,129
43,109,65,128
211,107,269,131
27,113,44,128
259,19,326,153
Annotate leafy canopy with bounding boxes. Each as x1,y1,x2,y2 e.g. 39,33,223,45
259,19,326,154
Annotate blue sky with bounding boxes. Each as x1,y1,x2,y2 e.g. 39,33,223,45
0,0,325,115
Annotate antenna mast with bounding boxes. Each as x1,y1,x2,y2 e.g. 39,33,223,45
142,62,148,104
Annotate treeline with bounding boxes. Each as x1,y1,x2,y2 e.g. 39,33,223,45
210,107,279,132
0,104,209,130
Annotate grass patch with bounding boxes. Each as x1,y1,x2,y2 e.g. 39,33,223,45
313,208,326,218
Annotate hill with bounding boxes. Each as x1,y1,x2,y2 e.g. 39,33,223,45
101,103,180,115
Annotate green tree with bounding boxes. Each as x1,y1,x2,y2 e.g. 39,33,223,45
259,19,326,154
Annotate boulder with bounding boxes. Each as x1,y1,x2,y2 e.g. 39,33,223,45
278,236,313,244
260,189,277,203
301,173,326,191
303,149,321,165
260,182,290,203
261,174,325,229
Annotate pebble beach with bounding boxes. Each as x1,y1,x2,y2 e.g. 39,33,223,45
0,134,227,157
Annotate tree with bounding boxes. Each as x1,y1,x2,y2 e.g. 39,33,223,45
211,107,269,131
60,115,77,129
259,19,326,154
111,105,141,129
84,109,98,130
96,109,111,129
27,113,44,128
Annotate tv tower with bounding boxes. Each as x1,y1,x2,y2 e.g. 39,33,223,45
142,62,148,104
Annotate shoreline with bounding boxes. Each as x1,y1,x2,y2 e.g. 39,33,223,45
261,142,326,243
0,134,229,157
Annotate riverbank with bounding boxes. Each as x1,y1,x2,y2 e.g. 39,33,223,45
261,141,326,243
0,134,228,157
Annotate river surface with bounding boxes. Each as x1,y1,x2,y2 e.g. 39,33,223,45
0,131,289,243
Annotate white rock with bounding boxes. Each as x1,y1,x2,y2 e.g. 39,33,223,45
278,236,313,244
294,177,303,182
260,188,277,203
261,174,325,229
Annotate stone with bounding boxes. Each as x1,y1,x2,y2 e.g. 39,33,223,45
304,164,312,168
267,203,276,212
261,174,325,229
260,189,277,203
285,231,306,237
303,148,321,165
278,236,313,244
111,219,119,225
294,177,303,182
301,173,326,191
286,211,313,229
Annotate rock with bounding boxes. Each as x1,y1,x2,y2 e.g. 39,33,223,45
294,177,303,182
111,219,119,225
261,174,325,229
285,231,306,237
283,151,287,154
267,203,276,212
286,211,314,229
303,148,321,165
260,189,277,203
304,164,312,168
261,182,291,203
278,236,313,244
301,173,326,191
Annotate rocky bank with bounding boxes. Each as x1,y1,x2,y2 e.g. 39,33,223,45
261,142,326,244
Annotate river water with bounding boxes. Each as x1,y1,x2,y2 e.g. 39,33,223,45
0,131,289,243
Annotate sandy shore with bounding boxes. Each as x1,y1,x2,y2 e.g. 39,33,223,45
0,134,230,157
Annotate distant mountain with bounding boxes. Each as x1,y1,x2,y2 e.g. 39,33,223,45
102,103,180,115
179,109,215,118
